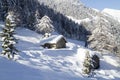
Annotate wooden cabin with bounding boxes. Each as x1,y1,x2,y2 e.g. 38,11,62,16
41,35,67,49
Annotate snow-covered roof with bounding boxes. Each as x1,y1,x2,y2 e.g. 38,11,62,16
49,35,66,43
40,35,66,45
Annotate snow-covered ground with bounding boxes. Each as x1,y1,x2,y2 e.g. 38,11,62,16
67,16,92,24
0,22,120,80
102,8,120,22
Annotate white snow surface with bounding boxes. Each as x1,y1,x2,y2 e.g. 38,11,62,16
67,16,91,24
49,35,65,43
0,22,120,80
102,8,120,22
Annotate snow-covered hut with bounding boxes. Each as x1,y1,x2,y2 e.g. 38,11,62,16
41,35,67,49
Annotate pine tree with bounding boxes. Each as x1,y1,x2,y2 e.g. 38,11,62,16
1,11,18,59
34,15,54,34
82,51,92,74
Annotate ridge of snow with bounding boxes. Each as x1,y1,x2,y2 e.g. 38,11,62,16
92,8,100,12
67,16,91,24
67,16,99,25
102,8,120,22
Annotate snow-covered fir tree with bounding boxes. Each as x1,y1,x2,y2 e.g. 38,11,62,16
82,51,92,74
1,11,18,59
34,15,54,34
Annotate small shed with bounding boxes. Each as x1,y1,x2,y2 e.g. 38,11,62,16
41,35,67,49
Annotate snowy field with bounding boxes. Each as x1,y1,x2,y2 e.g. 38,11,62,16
0,22,120,80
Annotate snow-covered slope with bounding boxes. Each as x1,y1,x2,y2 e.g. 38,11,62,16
102,8,120,22
0,21,120,80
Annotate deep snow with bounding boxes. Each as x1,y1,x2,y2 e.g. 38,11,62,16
0,23,120,80
102,8,120,22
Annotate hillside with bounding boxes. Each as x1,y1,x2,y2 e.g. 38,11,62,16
0,1,120,79
0,0,120,55
38,0,99,19
36,0,120,56
0,25,120,80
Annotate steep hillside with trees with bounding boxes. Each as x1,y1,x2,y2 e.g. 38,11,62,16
0,0,120,56
0,0,88,41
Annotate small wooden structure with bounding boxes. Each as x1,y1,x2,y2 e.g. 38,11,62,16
41,35,67,49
